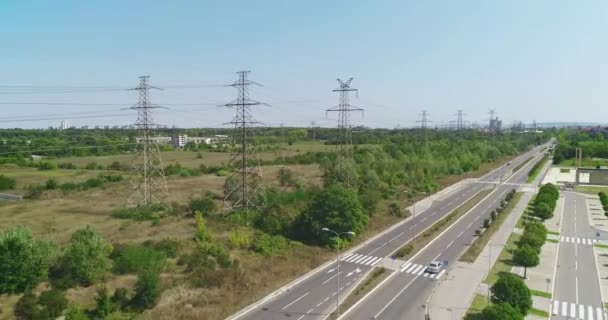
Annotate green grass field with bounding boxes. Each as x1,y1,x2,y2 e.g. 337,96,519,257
483,233,521,285
576,185,608,195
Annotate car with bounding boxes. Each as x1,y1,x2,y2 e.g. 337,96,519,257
426,261,442,274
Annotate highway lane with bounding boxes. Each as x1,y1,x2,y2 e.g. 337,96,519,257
234,145,546,320
339,146,546,320
552,192,604,320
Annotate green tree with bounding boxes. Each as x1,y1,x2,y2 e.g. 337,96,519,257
61,226,112,285
277,167,295,187
481,303,523,320
0,174,16,190
194,210,213,243
64,305,89,320
0,227,55,294
131,269,161,309
294,185,367,246
491,273,532,315
513,245,539,279
518,231,545,251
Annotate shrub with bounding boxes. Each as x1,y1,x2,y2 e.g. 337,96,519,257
64,305,89,320
37,160,57,170
251,233,289,256
195,211,213,243
228,228,252,249
85,162,99,170
111,287,130,310
481,302,523,320
491,211,497,221
146,238,182,258
112,204,165,221
388,202,402,217
0,227,56,294
113,245,166,274
131,269,161,310
45,178,58,190
0,174,16,190
483,218,491,228
58,162,77,169
14,291,41,320
188,196,217,216
93,286,114,317
38,289,68,317
60,182,79,192
60,226,112,285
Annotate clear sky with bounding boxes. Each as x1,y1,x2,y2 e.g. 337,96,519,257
1,0,607,129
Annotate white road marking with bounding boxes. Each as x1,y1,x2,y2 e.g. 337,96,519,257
406,264,419,273
580,305,584,319
322,272,341,285
282,292,310,310
417,267,426,276
400,262,412,272
296,307,315,320
446,240,454,249
435,269,446,280
366,257,380,266
423,272,429,277
552,300,559,315
344,254,360,262
570,303,576,318
372,276,418,319
597,307,603,320
352,255,368,264
370,258,382,266
359,256,374,265
589,305,594,320
457,231,464,238
341,253,354,261
561,301,567,316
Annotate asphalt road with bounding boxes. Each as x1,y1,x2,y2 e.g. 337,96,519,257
552,192,605,320
234,145,547,320
338,146,547,320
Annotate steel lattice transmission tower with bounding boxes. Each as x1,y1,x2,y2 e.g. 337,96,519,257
417,110,432,129
326,78,364,188
454,109,466,131
222,71,267,218
127,76,171,209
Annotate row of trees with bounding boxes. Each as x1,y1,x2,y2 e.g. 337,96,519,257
599,192,608,216
513,222,548,278
553,128,608,164
529,183,559,220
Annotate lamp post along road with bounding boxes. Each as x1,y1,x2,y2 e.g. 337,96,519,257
321,227,355,317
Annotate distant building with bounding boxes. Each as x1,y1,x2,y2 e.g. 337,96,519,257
135,136,171,144
171,134,188,148
81,125,89,130
60,120,70,130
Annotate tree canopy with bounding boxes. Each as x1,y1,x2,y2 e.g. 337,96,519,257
491,273,532,315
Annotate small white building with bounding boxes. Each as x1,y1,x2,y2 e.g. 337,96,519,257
171,134,188,148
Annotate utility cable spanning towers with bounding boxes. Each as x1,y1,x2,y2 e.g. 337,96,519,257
326,78,364,188
127,76,171,209
222,71,266,219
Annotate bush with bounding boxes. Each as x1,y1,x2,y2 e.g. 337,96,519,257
113,245,166,274
131,269,161,310
0,174,16,190
85,162,99,170
188,196,217,216
491,273,532,315
38,289,68,317
146,238,182,258
490,210,497,221
37,160,57,170
45,178,58,190
14,291,41,320
483,218,491,228
388,202,402,217
64,305,89,320
0,227,56,294
195,211,213,243
228,228,252,249
251,233,289,256
60,226,112,286
93,286,114,317
112,204,166,221
58,162,77,169
111,287,130,310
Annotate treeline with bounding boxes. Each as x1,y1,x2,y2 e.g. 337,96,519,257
528,184,559,221
599,192,608,216
553,128,608,164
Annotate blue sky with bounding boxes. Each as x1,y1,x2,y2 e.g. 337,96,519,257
1,1,607,129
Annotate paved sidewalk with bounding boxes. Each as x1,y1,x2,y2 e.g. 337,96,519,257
428,191,533,320
593,246,608,307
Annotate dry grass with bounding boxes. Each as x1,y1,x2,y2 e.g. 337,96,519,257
0,151,515,318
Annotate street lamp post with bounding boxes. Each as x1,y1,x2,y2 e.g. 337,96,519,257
321,227,355,317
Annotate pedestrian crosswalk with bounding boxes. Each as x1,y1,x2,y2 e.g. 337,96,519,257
552,300,604,320
560,236,598,245
397,262,446,280
340,253,383,266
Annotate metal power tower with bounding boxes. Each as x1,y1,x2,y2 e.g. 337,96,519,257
453,110,466,130
326,78,363,188
222,71,266,219
417,110,432,129
127,76,171,209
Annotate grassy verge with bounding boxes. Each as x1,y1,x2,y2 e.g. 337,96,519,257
576,185,608,195
530,289,552,299
512,157,532,174
547,230,560,235
529,307,550,318
516,195,538,229
527,156,549,183
483,233,521,285
595,243,608,249
460,193,523,263
328,268,389,319
394,189,493,260
463,294,489,320
547,238,559,244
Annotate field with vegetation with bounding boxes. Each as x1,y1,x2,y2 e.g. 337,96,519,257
0,128,548,319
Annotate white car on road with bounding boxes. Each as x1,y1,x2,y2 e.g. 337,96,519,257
426,261,442,274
